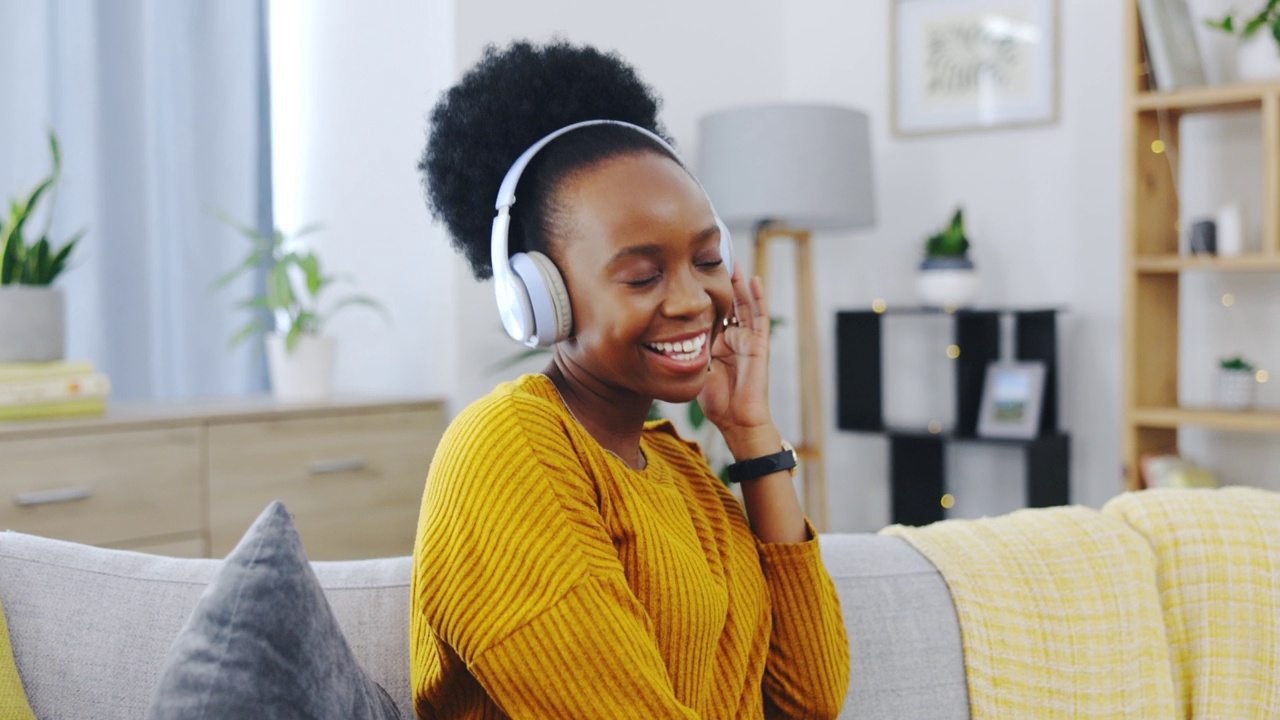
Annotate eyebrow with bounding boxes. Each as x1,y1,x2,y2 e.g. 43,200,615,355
606,224,721,267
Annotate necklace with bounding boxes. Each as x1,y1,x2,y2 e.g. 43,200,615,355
540,374,648,472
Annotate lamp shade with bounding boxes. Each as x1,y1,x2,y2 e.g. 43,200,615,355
696,103,875,232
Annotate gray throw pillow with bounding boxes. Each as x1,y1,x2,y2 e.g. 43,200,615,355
144,501,401,720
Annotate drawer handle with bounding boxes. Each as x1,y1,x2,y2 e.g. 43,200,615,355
15,487,94,507
308,457,368,475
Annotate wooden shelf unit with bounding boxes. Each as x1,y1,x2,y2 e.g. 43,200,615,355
1123,1,1280,490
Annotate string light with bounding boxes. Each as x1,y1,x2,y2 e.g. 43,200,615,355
1258,370,1270,384
941,494,956,509
872,298,887,314
947,344,961,359
1151,140,1166,154
928,420,943,434
1222,293,1235,307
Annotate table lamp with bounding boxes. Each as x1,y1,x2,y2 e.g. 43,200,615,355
697,103,876,531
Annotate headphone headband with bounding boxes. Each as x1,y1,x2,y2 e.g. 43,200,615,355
494,120,673,210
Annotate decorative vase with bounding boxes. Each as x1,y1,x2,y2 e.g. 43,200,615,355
1237,34,1280,82
0,286,66,363
916,258,980,309
1215,368,1256,410
265,333,336,401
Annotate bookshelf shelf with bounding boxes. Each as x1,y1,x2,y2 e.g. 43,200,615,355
1133,254,1280,273
1133,82,1280,114
1131,406,1280,433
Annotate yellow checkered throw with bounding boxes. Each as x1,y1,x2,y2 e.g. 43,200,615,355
1104,488,1280,718
883,506,1178,718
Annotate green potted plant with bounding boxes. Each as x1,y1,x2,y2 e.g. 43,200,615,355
213,217,387,401
0,130,84,363
1216,355,1258,410
1206,2,1280,82
916,206,979,309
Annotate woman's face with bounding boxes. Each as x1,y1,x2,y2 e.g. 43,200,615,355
549,151,734,404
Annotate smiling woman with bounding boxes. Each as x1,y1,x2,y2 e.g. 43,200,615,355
411,39,851,719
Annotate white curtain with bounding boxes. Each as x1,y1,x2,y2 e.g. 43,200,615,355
0,0,272,400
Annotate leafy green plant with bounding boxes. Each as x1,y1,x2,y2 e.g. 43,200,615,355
1206,1,1280,47
925,207,970,259
0,130,84,286
212,216,388,353
1220,356,1256,372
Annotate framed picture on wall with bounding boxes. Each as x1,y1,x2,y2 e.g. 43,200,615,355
892,0,1059,136
977,361,1046,439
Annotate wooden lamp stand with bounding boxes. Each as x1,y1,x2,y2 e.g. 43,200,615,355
754,223,828,532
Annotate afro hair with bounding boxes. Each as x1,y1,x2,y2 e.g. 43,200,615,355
419,39,675,280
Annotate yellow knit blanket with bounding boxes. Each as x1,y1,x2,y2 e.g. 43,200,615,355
885,489,1280,719
1103,488,1280,719
883,506,1178,718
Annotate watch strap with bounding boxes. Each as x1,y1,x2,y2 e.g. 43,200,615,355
726,447,798,484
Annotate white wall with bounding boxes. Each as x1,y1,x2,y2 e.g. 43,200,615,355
272,0,456,401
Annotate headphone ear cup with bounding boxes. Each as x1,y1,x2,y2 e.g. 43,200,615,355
510,251,573,346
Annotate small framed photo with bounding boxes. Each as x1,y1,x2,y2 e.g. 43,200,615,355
977,361,1046,439
892,0,1059,136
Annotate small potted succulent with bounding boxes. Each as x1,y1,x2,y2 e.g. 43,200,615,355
917,207,979,309
0,131,84,363
1206,2,1280,82
213,217,387,401
1216,356,1258,410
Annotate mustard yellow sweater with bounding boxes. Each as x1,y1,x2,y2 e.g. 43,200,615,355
411,374,850,719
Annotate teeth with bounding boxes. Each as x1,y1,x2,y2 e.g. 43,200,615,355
646,333,707,360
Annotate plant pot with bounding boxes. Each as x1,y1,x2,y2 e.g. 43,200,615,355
1215,368,1256,410
916,258,980,309
0,286,66,363
1237,33,1280,82
265,333,336,401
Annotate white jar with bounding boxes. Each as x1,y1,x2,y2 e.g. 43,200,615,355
1215,368,1256,411
916,258,980,309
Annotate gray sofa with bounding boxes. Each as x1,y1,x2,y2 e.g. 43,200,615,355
0,530,968,719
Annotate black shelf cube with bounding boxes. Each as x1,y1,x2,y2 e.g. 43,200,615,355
835,307,1069,525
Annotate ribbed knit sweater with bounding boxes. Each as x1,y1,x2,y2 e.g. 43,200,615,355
411,374,850,719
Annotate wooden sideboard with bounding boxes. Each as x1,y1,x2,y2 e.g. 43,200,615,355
0,396,447,560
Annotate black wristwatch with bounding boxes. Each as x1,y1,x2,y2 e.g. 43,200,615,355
726,440,798,484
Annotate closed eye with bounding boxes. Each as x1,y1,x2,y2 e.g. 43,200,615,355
623,274,661,288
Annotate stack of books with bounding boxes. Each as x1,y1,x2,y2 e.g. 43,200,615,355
0,361,111,421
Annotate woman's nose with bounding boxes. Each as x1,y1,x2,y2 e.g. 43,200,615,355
662,267,713,317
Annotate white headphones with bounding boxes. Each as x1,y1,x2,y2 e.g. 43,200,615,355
491,119,734,347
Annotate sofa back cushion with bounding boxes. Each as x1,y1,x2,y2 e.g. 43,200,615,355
0,531,412,720
820,534,969,720
0,528,964,720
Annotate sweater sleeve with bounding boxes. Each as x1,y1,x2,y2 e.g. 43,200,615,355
411,394,702,719
756,523,852,720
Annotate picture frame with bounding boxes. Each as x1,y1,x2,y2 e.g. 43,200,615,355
892,0,1059,137
977,361,1046,439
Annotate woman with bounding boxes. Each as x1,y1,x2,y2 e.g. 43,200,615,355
412,39,850,719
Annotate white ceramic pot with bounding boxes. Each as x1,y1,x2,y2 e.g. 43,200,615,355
1215,368,1256,410
0,286,66,362
265,333,336,401
1237,33,1280,82
916,259,980,309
